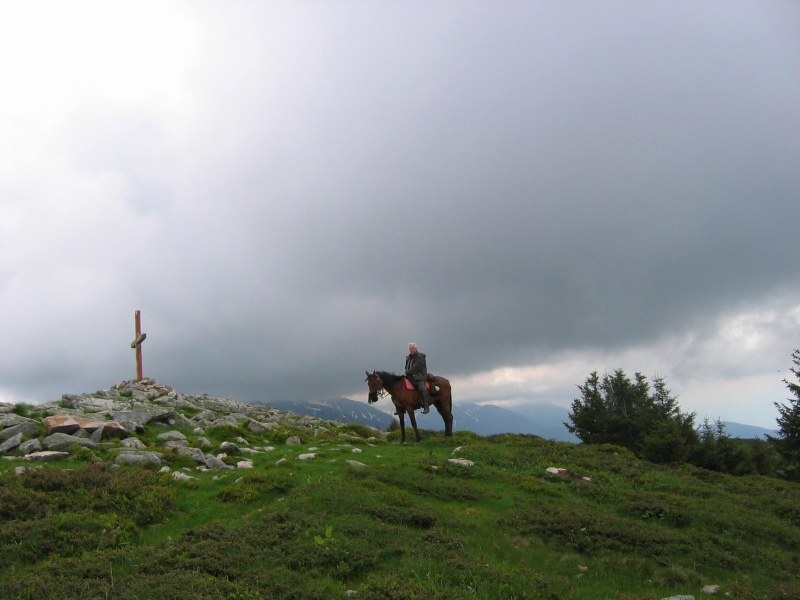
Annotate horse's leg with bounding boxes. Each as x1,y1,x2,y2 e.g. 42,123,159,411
433,401,453,437
444,393,453,436
407,410,421,443
398,411,407,443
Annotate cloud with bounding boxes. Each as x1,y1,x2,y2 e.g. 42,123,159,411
1,2,799,432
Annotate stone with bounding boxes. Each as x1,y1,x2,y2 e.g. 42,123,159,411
157,430,187,441
219,441,241,455
24,451,70,461
0,432,23,452
448,458,475,467
346,460,367,468
18,438,42,455
297,453,316,460
285,436,301,446
204,455,234,470
1,413,36,427
0,422,40,441
121,437,146,449
175,447,207,464
114,452,161,466
164,440,190,449
42,433,99,451
246,419,267,434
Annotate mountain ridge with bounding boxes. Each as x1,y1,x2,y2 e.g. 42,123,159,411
262,397,777,442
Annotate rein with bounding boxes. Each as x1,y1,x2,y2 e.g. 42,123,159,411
373,374,389,399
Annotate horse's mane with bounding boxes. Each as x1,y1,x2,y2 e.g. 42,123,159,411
375,370,403,387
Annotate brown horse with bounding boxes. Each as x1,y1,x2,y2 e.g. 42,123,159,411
365,370,453,442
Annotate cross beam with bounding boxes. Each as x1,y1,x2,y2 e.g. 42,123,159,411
130,310,147,381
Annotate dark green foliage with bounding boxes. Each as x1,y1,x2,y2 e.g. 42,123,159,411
770,347,800,480
566,370,698,462
214,470,294,503
0,464,176,572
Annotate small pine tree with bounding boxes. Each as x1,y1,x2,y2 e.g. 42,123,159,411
566,369,696,458
771,347,800,479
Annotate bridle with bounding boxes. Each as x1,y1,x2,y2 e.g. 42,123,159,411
365,372,388,403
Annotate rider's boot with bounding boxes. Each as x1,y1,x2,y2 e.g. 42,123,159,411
421,392,430,414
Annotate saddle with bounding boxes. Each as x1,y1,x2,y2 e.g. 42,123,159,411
403,375,440,395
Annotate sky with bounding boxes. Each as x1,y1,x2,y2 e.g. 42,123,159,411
1,1,799,430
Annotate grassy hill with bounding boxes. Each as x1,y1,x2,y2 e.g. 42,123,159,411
1,424,798,599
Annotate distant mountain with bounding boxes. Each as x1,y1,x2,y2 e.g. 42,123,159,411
451,401,579,442
262,398,776,444
264,397,394,430
721,422,777,440
263,397,579,442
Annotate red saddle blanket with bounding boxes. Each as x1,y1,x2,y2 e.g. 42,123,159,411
404,378,431,391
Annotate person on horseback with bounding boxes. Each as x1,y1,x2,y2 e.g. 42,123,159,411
405,342,430,413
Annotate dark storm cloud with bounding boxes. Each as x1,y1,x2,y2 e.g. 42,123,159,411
1,2,799,423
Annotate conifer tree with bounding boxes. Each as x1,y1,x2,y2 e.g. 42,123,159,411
566,369,696,461
771,347,800,479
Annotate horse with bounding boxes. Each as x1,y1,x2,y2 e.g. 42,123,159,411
365,370,453,442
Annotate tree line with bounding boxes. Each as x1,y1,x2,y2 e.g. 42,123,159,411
565,345,800,480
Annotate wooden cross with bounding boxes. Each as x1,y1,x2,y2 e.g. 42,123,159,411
130,310,147,381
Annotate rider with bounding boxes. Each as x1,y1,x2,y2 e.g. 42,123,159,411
405,342,430,413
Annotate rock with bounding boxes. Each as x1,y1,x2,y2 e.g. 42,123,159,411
18,439,42,455
297,453,316,460
0,422,40,441
172,471,197,481
0,432,23,453
236,459,254,469
121,437,146,449
24,451,70,461
1,413,36,427
701,585,720,595
175,447,207,464
164,440,190,449
346,460,367,468
219,441,241,455
204,455,234,470
285,436,301,446
246,419,268,434
42,433,99,451
110,406,176,432
114,452,161,466
448,458,475,467
157,430,187,442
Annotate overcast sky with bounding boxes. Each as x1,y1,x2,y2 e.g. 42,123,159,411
2,1,799,429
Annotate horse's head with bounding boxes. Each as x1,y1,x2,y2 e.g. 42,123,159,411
365,370,383,404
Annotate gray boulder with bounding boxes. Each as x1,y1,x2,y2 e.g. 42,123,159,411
42,433,100,451
0,432,23,453
1,421,40,441
114,452,161,466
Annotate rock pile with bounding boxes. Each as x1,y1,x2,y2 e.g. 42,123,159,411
0,378,384,470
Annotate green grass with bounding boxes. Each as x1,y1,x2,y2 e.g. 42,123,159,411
0,431,797,599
